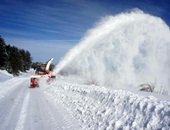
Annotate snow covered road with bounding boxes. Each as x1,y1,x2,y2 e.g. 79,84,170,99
0,78,29,130
0,77,80,130
0,72,169,130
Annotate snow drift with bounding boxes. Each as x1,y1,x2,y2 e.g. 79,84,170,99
54,9,170,94
0,70,13,82
45,81,170,130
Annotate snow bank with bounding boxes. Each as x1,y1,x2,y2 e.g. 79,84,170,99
0,69,33,99
0,70,13,82
19,69,35,77
45,81,170,130
0,69,34,82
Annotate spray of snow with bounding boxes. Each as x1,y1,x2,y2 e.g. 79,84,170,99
54,9,170,94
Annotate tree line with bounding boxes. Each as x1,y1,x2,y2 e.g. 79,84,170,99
0,36,32,75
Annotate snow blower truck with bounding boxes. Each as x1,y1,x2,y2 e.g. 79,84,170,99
30,58,56,88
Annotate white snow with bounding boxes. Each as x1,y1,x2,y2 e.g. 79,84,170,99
44,79,170,130
0,10,170,130
0,70,13,82
15,91,30,130
0,70,81,130
54,9,170,95
0,66,169,130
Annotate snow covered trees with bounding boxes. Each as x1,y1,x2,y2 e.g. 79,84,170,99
0,36,32,75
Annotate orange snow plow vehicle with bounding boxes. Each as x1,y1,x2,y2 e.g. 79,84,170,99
30,58,56,88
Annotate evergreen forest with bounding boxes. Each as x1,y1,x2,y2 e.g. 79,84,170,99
0,36,32,75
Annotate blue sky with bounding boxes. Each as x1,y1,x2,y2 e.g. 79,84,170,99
0,0,170,64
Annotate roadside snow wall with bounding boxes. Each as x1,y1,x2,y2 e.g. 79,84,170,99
0,70,13,82
45,81,170,130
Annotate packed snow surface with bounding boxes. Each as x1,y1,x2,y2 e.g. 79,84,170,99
54,9,170,94
0,71,81,130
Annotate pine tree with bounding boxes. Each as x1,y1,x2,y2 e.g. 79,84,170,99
8,46,21,75
0,36,8,69
6,45,23,75
0,36,33,75
19,49,32,72
25,50,32,70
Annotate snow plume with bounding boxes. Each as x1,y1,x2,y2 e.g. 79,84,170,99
54,9,170,94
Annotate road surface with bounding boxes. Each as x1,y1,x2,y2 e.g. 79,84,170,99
0,77,80,130
0,75,169,130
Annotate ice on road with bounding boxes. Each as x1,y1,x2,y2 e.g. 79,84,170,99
0,77,80,130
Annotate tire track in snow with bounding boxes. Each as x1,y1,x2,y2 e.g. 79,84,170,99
40,98,62,130
15,91,30,130
0,77,28,99
25,87,80,130
44,91,81,130
24,88,60,130
0,81,27,130
44,96,76,130
33,90,65,130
